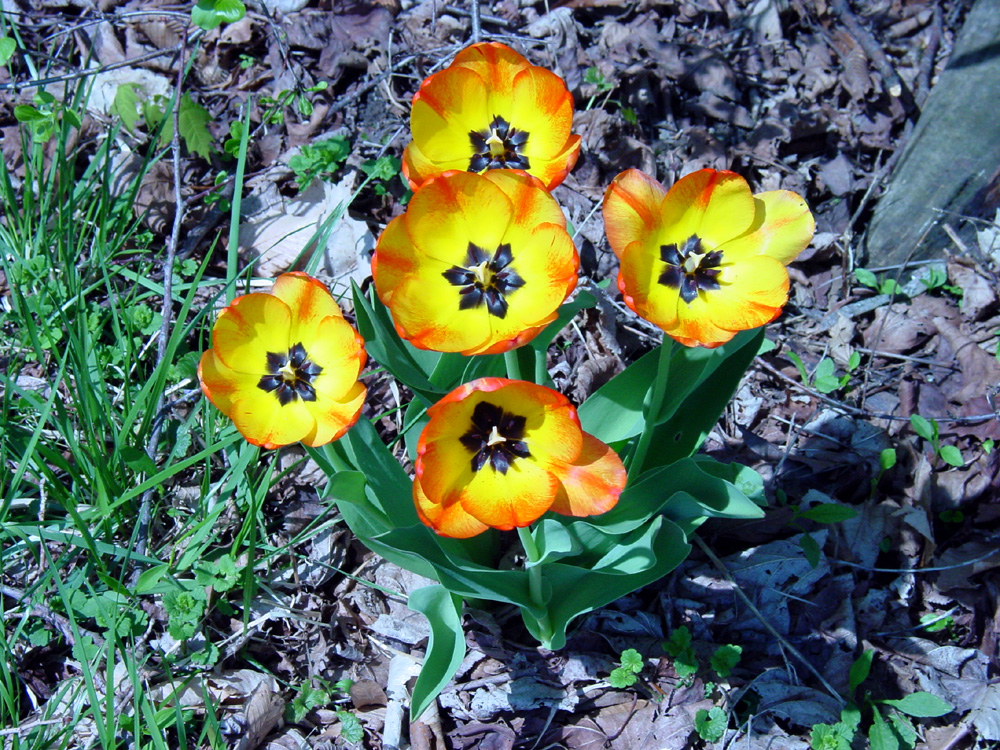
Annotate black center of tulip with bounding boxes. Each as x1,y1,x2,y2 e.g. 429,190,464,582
257,342,322,405
459,401,531,474
469,115,531,172
443,242,525,319
658,235,724,304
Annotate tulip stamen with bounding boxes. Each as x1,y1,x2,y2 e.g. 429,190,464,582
469,115,531,172
257,342,323,405
658,235,723,304
459,401,531,474
443,242,526,319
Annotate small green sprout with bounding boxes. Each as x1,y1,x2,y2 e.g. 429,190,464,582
609,648,644,688
910,415,964,467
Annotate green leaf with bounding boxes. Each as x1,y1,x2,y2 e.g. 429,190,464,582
694,706,727,742
620,648,644,673
869,707,899,750
191,0,246,29
787,350,810,383
938,444,964,467
112,84,141,133
710,644,742,678
336,710,364,744
880,448,897,471
14,104,48,123
887,712,918,750
810,723,854,750
909,414,935,442
0,36,16,65
799,504,859,524
854,268,879,289
663,626,691,657
847,350,861,371
592,457,763,537
352,281,440,403
608,666,638,688
179,93,213,160
800,532,821,568
879,692,952,718
526,516,690,649
531,289,596,352
408,585,466,722
849,649,873,695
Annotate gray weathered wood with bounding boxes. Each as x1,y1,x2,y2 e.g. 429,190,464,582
864,0,1000,267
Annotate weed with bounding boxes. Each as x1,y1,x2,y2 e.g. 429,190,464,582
289,136,351,190
809,650,952,750
361,155,404,197
910,414,964,467
788,350,861,394
608,648,644,688
854,268,904,297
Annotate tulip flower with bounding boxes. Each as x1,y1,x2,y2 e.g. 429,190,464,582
402,42,580,191
199,272,367,449
413,378,626,539
372,170,578,355
603,168,815,348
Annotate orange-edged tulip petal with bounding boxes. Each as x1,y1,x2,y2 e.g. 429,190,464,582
414,378,625,538
402,42,580,191
603,169,815,348
198,272,367,449
372,170,578,355
603,169,668,260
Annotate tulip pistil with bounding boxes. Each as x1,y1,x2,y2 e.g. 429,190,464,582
443,242,525,319
459,401,531,474
257,342,323,405
658,235,723,304
469,115,531,172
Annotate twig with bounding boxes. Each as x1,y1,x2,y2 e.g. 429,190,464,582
470,0,482,44
0,34,201,91
1,585,105,647
692,536,846,707
131,36,189,575
828,0,917,115
831,547,999,574
755,358,999,425
915,5,942,108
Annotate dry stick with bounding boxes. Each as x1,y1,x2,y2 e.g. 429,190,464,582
470,0,482,43
828,0,917,115
131,39,188,575
755,358,999,425
0,35,200,91
915,5,942,108
692,537,846,707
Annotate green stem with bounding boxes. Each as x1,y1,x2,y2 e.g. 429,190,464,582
627,335,672,481
534,347,548,385
504,348,523,381
517,525,553,643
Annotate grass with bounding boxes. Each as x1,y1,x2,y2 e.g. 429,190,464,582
0,69,341,748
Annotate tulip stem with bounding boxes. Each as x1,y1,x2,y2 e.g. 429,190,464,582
517,525,553,643
534,348,548,385
504,349,523,382
627,335,673,480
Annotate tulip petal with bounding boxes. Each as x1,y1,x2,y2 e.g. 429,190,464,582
550,433,626,517
307,317,367,400
603,168,668,261
460,457,557,529
410,65,490,164
660,169,756,249
211,293,291,374
722,191,816,264
414,475,490,539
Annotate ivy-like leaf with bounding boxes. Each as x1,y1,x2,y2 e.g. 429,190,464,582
191,0,246,30
879,691,953,718
179,93,213,161
112,84,141,134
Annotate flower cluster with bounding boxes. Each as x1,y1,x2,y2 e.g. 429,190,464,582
198,41,813,543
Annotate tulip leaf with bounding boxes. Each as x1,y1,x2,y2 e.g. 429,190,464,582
340,417,420,526
527,516,689,649
408,585,466,722
352,281,440,403
531,518,585,565
581,457,764,536
578,327,762,444
644,327,764,467
428,351,504,393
